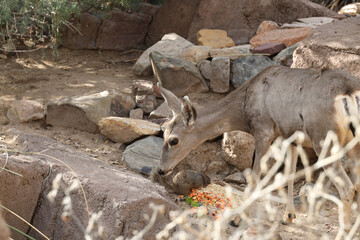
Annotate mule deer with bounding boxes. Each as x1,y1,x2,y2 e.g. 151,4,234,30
157,65,360,230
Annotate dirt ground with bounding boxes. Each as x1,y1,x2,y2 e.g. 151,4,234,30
0,48,354,239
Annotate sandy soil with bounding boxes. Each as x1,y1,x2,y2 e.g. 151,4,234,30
0,48,354,239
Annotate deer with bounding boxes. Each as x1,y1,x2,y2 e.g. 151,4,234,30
156,65,360,231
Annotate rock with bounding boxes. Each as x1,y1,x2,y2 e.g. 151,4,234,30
256,20,279,34
2,129,177,240
198,60,212,80
0,54,7,60
139,2,160,16
0,148,49,240
150,51,209,97
281,17,336,29
180,45,212,65
231,55,277,88
47,90,135,133
174,141,237,181
209,45,251,60
6,100,45,123
123,136,163,175
224,172,246,184
129,108,143,119
210,57,230,93
338,3,360,16
146,0,341,46
149,102,172,119
250,42,286,56
96,10,151,50
250,27,312,48
133,33,194,77
221,131,255,170
197,29,235,49
62,12,101,49
99,117,160,143
242,224,282,240
172,170,210,195
273,42,300,64
132,80,157,113
292,17,360,79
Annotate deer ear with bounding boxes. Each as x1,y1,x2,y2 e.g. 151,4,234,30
157,83,181,115
181,96,197,126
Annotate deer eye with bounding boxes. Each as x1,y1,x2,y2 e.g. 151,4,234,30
169,138,179,146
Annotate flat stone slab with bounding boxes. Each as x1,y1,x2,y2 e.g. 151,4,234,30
197,29,235,49
99,117,161,143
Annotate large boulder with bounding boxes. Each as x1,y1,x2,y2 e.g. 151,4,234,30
133,33,194,77
150,51,209,97
146,0,341,45
46,90,135,133
1,128,178,240
292,17,360,79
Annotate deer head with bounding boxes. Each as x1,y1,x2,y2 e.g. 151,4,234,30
157,84,203,175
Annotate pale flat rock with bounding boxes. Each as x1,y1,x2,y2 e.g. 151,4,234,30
281,17,336,29
123,136,163,175
180,45,212,65
338,3,360,16
99,117,161,143
133,33,194,76
7,100,45,123
197,29,235,49
209,45,251,60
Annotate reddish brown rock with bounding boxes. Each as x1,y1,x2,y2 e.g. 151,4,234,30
146,0,341,45
96,10,151,50
250,42,286,56
250,27,312,48
62,12,101,49
256,20,279,35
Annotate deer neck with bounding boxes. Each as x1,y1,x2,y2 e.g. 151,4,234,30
196,88,250,141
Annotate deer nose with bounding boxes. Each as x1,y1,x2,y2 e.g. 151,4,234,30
158,169,165,175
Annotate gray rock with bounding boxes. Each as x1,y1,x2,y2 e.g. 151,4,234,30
99,117,161,143
221,131,255,170
7,100,45,123
273,42,300,63
133,33,194,77
132,80,157,113
210,57,230,93
46,90,135,133
231,55,277,88
150,51,209,97
123,136,164,175
209,45,251,60
149,102,172,119
224,172,246,184
172,170,210,195
129,108,143,119
198,60,212,80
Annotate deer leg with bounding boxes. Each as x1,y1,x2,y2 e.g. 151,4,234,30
252,128,276,178
282,145,298,224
